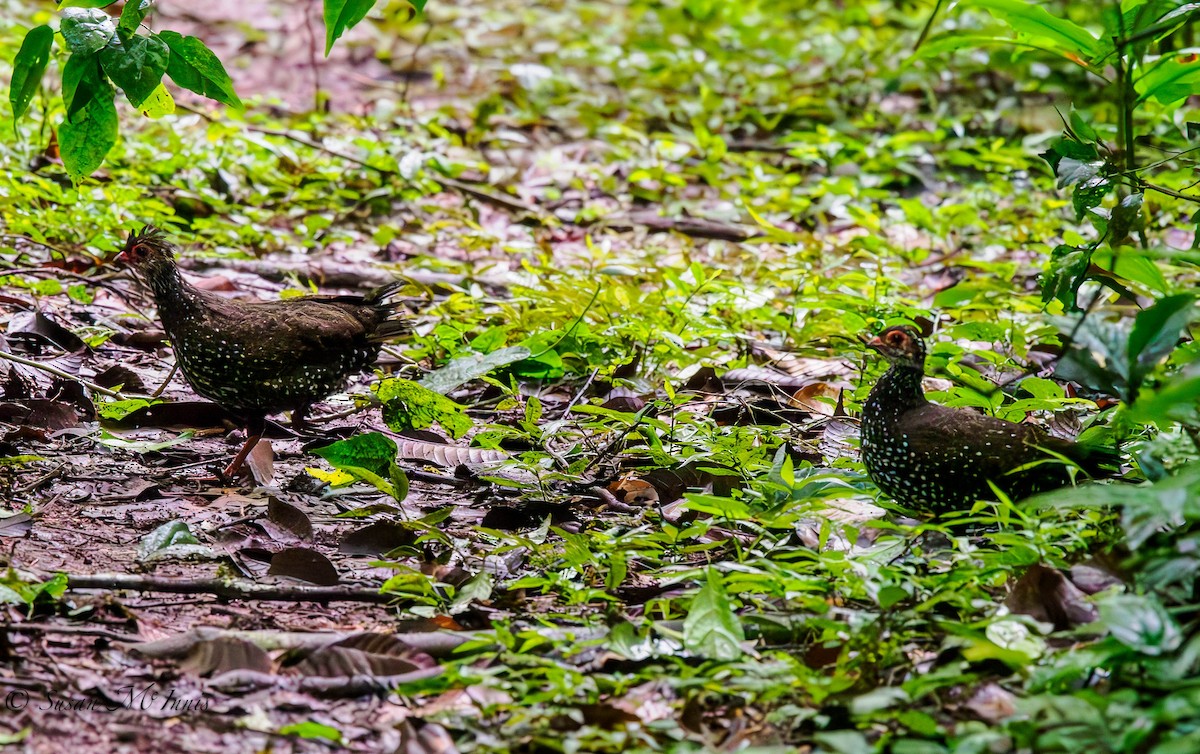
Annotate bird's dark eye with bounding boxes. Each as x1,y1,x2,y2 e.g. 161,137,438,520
130,243,148,258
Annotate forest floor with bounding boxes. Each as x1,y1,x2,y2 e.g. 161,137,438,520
0,0,1193,753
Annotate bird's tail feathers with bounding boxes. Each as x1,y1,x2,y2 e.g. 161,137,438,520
366,280,411,341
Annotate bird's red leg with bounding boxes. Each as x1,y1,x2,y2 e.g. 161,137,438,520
222,416,266,479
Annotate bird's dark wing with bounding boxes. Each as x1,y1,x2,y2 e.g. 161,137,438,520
199,296,371,370
896,404,1057,480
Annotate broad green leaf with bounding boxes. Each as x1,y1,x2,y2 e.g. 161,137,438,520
509,331,566,379
312,433,406,499
61,51,110,121
375,378,472,439
136,520,212,562
1137,55,1200,105
1128,294,1196,385
420,346,532,394
324,0,376,55
965,0,1101,58
117,0,153,34
159,30,242,109
58,1,117,7
59,85,118,180
100,33,169,107
682,568,744,660
313,432,397,477
10,25,54,127
1052,315,1132,400
59,7,116,55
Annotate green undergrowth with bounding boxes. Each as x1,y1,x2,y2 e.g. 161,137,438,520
3,0,1200,751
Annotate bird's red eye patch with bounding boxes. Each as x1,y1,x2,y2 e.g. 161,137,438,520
887,331,905,345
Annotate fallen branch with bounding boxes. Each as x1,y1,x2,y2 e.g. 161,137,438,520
62,573,391,603
604,210,759,242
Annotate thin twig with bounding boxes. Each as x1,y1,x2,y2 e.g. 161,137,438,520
0,234,74,258
0,351,124,398
560,368,599,420
151,361,179,398
3,622,139,643
400,22,435,106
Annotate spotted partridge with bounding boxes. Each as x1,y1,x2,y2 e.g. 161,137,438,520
861,325,1120,511
116,225,407,479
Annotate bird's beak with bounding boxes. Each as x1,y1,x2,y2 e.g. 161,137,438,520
865,334,885,351
113,250,129,264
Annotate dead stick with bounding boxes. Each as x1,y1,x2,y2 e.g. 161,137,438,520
62,573,390,603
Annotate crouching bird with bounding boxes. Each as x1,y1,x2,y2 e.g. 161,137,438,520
860,325,1121,512
115,225,408,479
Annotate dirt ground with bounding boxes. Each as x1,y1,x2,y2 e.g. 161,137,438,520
0,5,504,752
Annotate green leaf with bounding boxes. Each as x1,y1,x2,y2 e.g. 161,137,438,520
1098,594,1182,655
1055,156,1105,188
136,520,212,562
59,7,116,55
279,721,342,743
61,51,110,121
313,432,397,477
375,378,473,439
312,433,407,499
59,84,118,181
117,0,153,35
159,30,242,109
10,25,54,128
1137,55,1200,106
58,1,118,7
965,0,1101,58
1052,314,1132,400
1069,106,1097,142
682,568,744,660
323,0,376,55
137,83,174,117
100,33,169,107
1126,373,1200,425
96,398,157,421
1042,243,1091,310
419,346,532,394
509,332,566,379
1128,294,1196,385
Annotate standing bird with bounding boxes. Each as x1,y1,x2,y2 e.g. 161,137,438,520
116,226,407,479
860,325,1120,512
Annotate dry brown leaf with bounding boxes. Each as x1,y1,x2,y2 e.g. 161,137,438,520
789,383,841,416
247,439,274,486
180,637,273,677
1005,563,1098,629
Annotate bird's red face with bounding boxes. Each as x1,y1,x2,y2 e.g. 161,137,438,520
114,226,171,270
865,325,926,368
